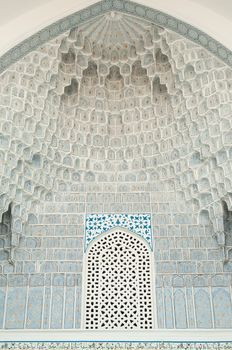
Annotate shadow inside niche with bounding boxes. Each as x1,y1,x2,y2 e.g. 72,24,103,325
0,203,12,261
222,201,232,247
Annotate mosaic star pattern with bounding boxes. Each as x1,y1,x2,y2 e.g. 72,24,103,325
85,213,152,248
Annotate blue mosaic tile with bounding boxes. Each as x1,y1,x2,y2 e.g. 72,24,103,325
85,213,152,249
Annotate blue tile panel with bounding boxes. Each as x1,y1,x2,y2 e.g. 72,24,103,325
85,213,152,249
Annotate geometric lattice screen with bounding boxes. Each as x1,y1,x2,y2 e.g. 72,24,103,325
84,229,153,329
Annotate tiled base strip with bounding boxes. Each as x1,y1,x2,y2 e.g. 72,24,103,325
1,330,232,348
1,342,232,349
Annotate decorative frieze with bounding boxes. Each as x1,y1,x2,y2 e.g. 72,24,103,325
1,342,232,350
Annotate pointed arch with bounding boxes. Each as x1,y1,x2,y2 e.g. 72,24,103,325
82,227,154,329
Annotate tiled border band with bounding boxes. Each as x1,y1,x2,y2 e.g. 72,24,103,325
0,0,232,73
1,341,232,349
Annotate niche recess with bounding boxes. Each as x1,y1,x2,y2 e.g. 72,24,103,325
84,228,154,330
222,201,232,260
0,204,12,262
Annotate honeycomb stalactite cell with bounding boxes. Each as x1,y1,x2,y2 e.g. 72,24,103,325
0,11,231,246
0,9,232,332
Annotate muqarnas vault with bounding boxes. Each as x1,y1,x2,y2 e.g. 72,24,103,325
0,3,232,332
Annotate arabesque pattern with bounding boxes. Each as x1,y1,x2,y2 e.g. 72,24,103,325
1,342,232,349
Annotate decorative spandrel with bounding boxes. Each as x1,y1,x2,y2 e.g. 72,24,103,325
85,213,152,249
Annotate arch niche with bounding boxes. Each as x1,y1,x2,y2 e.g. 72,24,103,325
83,228,154,330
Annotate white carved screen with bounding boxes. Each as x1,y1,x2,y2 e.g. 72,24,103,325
84,228,153,329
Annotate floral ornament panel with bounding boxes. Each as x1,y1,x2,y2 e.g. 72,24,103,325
85,213,152,249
